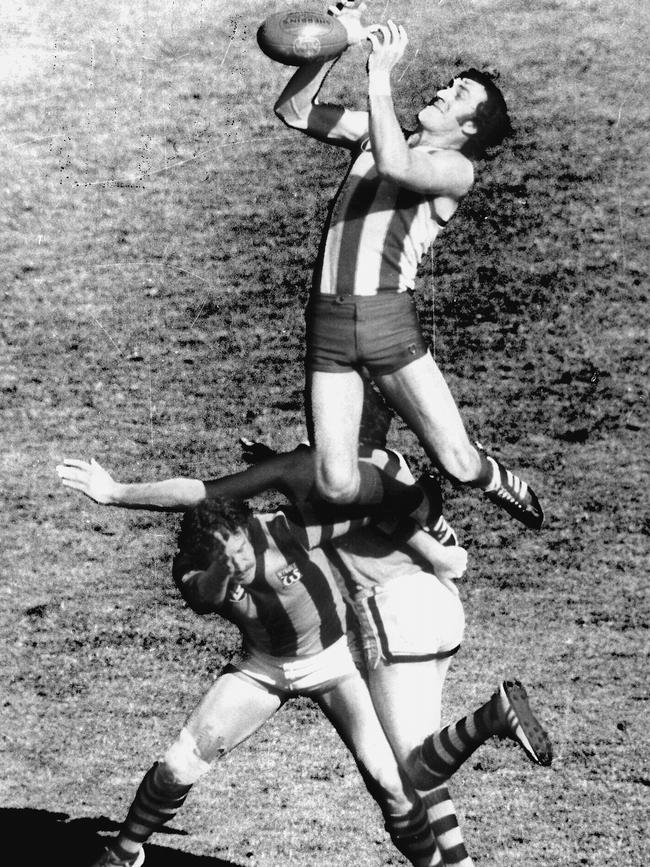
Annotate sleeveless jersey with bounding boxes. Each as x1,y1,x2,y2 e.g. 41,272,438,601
313,138,448,296
217,510,351,658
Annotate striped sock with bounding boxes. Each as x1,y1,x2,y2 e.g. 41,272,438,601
385,798,443,866
118,762,192,847
356,462,424,515
417,695,501,786
420,785,474,867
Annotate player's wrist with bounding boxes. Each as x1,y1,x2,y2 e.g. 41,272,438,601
107,481,125,505
367,69,392,98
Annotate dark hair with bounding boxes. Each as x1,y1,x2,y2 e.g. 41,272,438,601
359,373,393,449
172,497,252,586
460,68,513,155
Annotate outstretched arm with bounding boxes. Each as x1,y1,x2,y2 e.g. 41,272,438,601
56,447,318,512
56,458,207,511
273,2,371,146
366,21,473,196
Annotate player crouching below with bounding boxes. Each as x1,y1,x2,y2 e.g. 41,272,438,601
87,495,551,867
90,495,452,867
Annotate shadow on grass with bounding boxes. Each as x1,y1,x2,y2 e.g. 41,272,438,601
0,807,244,866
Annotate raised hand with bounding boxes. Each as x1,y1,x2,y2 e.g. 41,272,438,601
328,0,371,46
433,544,468,582
367,19,408,72
56,457,117,504
238,437,278,465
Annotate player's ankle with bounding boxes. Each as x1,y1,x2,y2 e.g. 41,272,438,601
470,450,497,490
110,841,142,865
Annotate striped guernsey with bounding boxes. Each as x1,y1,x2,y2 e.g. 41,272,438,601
217,510,354,658
313,138,452,296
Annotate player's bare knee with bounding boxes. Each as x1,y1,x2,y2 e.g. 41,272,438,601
356,756,413,816
315,463,359,504
161,727,216,787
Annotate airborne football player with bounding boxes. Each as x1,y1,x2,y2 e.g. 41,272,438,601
271,1,544,531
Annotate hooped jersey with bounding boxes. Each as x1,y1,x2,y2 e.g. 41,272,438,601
216,510,354,658
313,137,451,296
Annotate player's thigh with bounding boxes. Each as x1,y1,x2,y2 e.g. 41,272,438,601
183,670,283,761
308,369,365,474
374,352,473,453
316,675,413,809
367,657,452,768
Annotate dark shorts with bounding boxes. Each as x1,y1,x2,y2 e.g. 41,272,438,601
305,291,428,376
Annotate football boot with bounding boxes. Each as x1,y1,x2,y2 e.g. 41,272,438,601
476,442,544,530
494,679,553,766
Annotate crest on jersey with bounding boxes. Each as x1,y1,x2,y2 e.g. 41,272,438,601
277,563,303,586
227,583,246,603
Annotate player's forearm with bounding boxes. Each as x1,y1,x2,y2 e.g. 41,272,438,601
274,59,338,127
109,478,207,511
172,557,229,613
404,525,468,581
368,70,411,178
203,447,314,503
403,524,447,564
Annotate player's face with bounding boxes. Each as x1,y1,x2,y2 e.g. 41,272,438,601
418,77,487,134
214,527,256,585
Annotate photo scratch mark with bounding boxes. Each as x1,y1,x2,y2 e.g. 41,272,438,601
78,137,288,188
220,18,238,67
148,361,155,450
397,48,419,82
88,314,123,356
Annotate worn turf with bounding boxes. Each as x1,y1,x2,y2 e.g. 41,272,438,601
2,1,648,865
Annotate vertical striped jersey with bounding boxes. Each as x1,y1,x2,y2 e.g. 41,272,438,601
313,137,451,296
216,510,354,658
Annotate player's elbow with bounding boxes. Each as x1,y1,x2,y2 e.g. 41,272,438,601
172,560,221,614
273,98,309,130
374,157,410,185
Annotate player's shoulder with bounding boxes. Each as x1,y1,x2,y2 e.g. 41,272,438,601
264,506,311,548
423,147,475,195
360,446,415,483
251,510,292,546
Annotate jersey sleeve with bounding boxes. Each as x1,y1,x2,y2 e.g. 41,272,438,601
171,553,230,614
281,505,369,551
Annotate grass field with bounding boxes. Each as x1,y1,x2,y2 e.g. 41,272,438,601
2,0,648,864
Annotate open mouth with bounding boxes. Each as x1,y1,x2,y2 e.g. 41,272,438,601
427,97,444,112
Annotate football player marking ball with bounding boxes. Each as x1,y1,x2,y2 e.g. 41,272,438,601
257,10,348,66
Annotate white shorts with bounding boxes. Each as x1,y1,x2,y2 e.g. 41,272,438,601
231,635,362,696
352,571,465,669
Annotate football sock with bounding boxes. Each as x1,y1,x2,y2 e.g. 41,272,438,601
307,461,424,522
416,695,502,786
385,799,443,866
116,762,192,851
356,462,424,513
420,785,474,867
